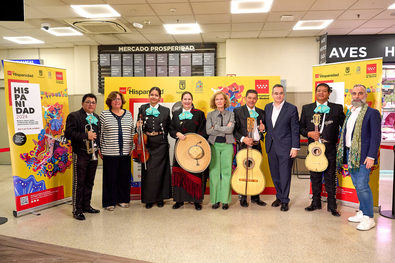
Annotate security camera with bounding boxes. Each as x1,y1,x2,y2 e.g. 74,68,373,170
41,23,50,31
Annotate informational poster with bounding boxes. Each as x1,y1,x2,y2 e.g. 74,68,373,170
4,60,72,217
105,76,281,199
312,58,383,207
11,82,43,135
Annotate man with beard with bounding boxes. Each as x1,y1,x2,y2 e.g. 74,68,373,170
336,84,381,231
300,83,345,216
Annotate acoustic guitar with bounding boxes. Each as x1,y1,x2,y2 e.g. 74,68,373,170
231,117,265,196
305,114,328,172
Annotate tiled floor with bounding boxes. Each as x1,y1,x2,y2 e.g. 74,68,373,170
0,165,394,263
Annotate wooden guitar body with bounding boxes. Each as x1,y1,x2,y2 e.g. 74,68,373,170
305,140,329,172
231,148,266,196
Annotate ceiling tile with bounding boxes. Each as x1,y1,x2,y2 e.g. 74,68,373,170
263,21,295,31
350,0,393,9
310,0,356,10
147,0,188,3
324,28,353,35
150,3,193,16
89,35,125,45
259,30,289,38
159,15,196,24
173,34,203,43
374,9,395,19
142,33,176,44
200,24,231,32
266,11,305,22
362,19,395,28
112,4,156,17
232,23,264,31
138,25,167,34
124,16,163,26
195,14,231,24
338,9,383,20
231,31,260,38
329,19,367,28
271,0,316,12
202,31,230,42
108,0,147,4
349,27,383,34
379,27,395,34
287,30,322,37
114,33,149,43
231,14,267,23
191,1,230,15
302,10,344,20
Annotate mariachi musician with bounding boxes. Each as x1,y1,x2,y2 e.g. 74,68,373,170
233,89,266,207
136,87,172,209
65,93,101,221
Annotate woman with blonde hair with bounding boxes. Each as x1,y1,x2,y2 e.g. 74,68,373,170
206,91,235,210
99,91,134,211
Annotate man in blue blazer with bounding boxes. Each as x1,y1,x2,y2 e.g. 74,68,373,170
337,84,381,231
264,84,300,211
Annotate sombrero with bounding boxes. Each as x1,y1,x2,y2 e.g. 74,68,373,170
175,133,211,173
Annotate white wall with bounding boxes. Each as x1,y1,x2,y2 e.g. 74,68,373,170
0,46,92,95
226,38,319,92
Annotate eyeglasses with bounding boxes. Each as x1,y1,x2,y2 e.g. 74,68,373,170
84,101,96,105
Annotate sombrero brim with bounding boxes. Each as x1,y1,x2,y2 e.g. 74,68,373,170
175,133,211,173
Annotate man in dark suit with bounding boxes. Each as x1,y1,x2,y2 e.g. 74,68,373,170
264,84,300,211
337,84,381,231
65,94,101,220
233,89,266,207
300,83,345,217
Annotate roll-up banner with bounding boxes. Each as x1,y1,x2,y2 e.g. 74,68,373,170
4,61,72,217
312,58,382,207
105,76,281,199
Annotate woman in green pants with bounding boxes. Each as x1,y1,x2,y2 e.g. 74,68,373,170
206,91,235,210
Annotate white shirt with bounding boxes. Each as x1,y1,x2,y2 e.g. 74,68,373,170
345,106,362,148
272,100,285,127
241,105,260,143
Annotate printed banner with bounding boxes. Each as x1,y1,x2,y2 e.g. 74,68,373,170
105,76,281,198
312,58,382,206
4,61,72,216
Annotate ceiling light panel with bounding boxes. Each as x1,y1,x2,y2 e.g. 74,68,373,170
43,27,83,36
231,0,273,14
3,36,44,44
164,23,201,34
71,5,120,18
388,3,395,9
293,20,334,30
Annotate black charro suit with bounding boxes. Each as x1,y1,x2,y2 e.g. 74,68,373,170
299,102,345,210
65,108,100,215
264,101,300,205
233,104,265,203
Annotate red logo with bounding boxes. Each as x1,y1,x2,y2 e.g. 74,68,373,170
255,80,269,94
7,71,12,75
119,87,127,94
56,72,63,80
315,74,319,78
366,64,377,74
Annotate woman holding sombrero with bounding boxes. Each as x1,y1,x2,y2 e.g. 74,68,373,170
136,87,172,209
206,91,235,210
170,91,207,210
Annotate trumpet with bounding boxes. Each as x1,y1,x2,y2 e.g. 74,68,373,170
84,123,98,160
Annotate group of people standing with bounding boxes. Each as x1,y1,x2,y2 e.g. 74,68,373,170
65,83,381,231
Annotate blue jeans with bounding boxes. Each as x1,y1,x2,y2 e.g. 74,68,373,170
349,164,374,218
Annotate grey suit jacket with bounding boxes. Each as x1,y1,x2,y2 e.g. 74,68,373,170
206,109,235,144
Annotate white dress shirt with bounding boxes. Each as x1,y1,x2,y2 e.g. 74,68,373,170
272,100,285,127
241,105,260,143
345,106,362,148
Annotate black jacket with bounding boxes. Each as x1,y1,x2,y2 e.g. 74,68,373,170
65,108,100,155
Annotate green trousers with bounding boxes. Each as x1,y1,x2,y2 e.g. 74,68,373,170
209,143,234,204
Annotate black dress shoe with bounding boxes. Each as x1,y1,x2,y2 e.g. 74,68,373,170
83,207,100,213
222,204,229,210
240,199,249,207
172,202,184,209
328,208,340,217
73,213,85,221
252,199,267,206
157,201,164,207
305,203,322,211
145,203,153,209
194,202,202,210
271,199,281,207
212,202,220,209
280,203,289,212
